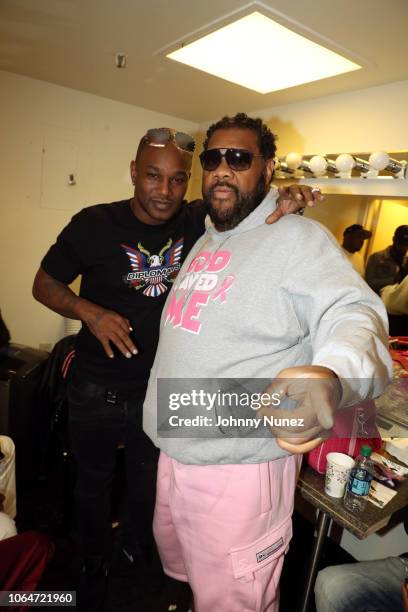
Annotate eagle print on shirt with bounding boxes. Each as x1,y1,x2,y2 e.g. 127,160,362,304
121,238,184,297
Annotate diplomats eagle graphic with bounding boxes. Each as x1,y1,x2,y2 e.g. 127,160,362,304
121,238,183,297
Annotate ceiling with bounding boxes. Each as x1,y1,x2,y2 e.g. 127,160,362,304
1,0,408,123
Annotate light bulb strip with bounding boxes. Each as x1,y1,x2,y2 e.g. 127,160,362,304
324,158,338,174
299,161,313,174
385,158,405,175
352,157,370,173
276,152,407,179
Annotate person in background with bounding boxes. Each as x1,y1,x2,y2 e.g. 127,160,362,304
32,125,321,610
341,223,372,276
315,556,408,612
0,491,54,609
382,272,408,316
0,501,17,540
0,531,55,608
365,225,408,293
143,113,392,612
315,517,408,612
380,266,408,335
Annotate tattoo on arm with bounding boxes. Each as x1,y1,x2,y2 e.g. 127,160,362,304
33,268,94,321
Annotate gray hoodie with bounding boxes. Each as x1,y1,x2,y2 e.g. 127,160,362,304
143,190,392,464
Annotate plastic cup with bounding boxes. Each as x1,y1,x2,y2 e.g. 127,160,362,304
324,452,355,498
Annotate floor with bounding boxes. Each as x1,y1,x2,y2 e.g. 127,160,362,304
35,528,193,612
16,450,355,612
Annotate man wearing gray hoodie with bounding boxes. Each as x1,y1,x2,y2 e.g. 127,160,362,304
143,113,392,612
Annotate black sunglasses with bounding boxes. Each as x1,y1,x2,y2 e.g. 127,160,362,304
143,128,195,154
199,148,264,171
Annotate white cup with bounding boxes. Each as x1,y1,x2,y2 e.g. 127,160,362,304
324,452,355,498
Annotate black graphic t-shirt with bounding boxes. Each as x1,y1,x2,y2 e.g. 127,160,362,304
41,199,207,393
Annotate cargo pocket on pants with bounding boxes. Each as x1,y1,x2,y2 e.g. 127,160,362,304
229,516,292,611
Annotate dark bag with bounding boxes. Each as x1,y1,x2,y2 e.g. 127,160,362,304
0,310,10,350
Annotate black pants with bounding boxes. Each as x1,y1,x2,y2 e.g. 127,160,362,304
67,371,159,560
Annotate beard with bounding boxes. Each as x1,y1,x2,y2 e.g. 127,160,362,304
204,173,269,231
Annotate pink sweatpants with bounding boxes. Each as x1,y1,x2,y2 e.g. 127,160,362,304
153,452,301,612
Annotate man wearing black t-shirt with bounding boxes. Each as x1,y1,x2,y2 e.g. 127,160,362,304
32,127,320,608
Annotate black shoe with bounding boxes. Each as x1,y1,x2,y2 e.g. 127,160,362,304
78,556,109,611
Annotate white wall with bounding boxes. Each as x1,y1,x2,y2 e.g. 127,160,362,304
251,80,408,254
2,74,408,349
250,79,408,155
0,70,199,349
194,79,408,164
190,80,408,256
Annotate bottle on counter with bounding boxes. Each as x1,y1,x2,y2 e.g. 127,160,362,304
343,445,373,512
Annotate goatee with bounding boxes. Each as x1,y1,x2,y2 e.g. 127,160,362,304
205,174,268,231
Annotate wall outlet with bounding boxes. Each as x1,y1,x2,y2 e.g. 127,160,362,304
39,342,52,352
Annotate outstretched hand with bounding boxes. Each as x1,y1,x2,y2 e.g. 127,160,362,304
257,365,341,454
266,184,324,224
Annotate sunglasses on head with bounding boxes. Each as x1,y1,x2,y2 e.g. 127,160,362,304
143,128,195,154
199,148,264,171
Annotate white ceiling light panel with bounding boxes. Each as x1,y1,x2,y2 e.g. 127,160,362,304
167,11,361,94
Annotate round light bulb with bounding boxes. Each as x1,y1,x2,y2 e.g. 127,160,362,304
369,151,389,171
309,155,328,176
335,154,354,172
285,152,302,170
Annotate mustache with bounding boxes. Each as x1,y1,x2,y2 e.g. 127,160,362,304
207,181,239,198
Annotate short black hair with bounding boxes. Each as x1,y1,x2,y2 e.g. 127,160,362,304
343,224,372,238
394,225,408,243
203,113,277,160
